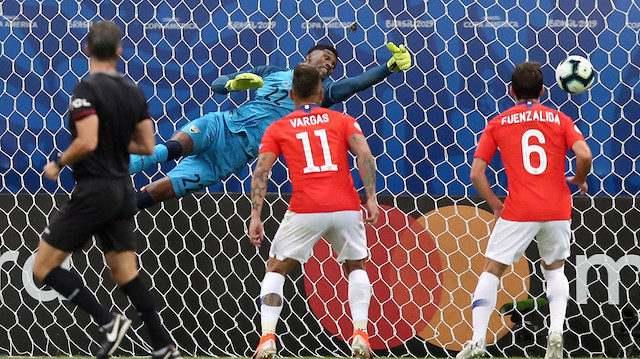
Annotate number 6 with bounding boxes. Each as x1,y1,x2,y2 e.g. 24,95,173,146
522,129,547,175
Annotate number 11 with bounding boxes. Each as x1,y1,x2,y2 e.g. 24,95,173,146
296,129,338,173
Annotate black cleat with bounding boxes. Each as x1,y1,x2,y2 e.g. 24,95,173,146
96,313,132,359
151,345,182,359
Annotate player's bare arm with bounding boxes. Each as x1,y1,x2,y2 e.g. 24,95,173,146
566,139,593,194
349,132,379,224
470,157,504,221
249,151,277,246
128,118,156,155
44,114,99,180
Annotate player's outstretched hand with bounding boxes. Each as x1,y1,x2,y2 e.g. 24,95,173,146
566,176,588,195
364,199,380,225
248,217,265,247
386,42,412,72
225,73,264,91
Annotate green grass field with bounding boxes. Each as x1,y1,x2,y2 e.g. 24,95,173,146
22,357,613,359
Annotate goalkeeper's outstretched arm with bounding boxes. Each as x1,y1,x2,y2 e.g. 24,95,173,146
322,42,412,107
322,64,391,107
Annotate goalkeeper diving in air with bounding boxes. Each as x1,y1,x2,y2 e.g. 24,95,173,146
130,43,412,209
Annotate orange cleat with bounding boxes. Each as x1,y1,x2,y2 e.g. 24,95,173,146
252,333,277,359
351,330,372,359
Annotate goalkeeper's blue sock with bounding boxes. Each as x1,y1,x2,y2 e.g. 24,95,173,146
129,140,183,174
121,275,172,350
43,267,113,325
130,144,167,174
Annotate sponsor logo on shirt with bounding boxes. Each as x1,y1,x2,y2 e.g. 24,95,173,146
189,125,200,133
500,110,560,125
289,113,330,128
70,98,91,109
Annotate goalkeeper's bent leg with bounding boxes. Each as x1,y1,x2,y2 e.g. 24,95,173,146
129,140,184,174
136,177,176,210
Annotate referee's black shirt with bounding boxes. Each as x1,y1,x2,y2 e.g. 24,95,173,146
67,72,150,180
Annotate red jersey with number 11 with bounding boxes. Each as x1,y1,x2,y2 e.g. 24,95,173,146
473,102,585,221
259,104,363,213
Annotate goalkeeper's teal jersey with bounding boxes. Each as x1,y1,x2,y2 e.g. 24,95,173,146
211,63,392,158
225,68,294,158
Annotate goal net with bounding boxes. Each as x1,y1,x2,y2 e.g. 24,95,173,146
1,0,639,357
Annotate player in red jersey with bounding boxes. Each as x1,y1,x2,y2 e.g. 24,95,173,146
456,62,592,359
248,63,379,359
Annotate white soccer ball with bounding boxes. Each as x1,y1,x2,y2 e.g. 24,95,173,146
555,55,595,94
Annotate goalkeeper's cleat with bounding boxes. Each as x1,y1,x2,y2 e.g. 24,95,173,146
96,313,132,359
351,329,372,359
386,42,412,72
252,333,277,359
544,329,563,359
151,345,182,359
225,73,264,91
456,338,487,359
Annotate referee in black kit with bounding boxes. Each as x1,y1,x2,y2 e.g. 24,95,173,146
32,21,181,359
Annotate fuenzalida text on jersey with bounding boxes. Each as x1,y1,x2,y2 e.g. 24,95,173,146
500,109,561,126
288,113,330,128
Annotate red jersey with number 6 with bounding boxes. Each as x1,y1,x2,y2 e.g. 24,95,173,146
259,104,363,213
473,102,585,221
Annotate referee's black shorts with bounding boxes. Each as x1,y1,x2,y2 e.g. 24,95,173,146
43,177,138,253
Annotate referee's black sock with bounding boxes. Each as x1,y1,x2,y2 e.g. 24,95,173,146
43,267,113,325
121,275,172,350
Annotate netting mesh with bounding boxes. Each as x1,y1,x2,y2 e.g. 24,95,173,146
1,0,639,357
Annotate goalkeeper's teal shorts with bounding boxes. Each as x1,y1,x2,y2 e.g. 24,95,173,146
167,112,251,197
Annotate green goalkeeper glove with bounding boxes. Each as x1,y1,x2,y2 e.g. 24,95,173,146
225,73,264,91
386,42,412,72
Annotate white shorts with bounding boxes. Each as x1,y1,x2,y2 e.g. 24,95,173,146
269,210,368,263
485,218,571,265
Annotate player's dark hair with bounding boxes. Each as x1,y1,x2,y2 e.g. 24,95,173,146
307,44,338,59
511,62,543,100
292,63,322,99
87,21,122,61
